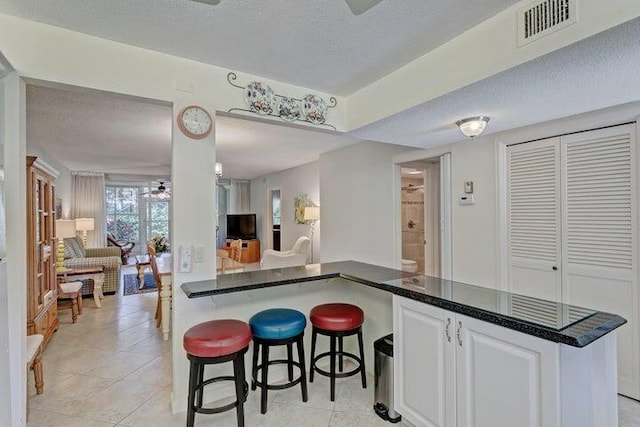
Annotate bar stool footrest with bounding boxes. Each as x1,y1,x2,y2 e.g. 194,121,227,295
312,351,363,379
193,377,249,415
253,359,305,390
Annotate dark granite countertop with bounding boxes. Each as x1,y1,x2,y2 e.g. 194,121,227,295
180,260,626,348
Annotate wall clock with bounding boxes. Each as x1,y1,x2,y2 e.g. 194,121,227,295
177,105,212,139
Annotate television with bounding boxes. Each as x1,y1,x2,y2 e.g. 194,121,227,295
226,214,257,240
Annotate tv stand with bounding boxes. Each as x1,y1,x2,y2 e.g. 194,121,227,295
223,239,260,264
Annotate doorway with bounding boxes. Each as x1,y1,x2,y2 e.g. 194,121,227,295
266,187,281,250
397,154,451,278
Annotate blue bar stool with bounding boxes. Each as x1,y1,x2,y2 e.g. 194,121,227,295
249,308,308,414
183,319,252,427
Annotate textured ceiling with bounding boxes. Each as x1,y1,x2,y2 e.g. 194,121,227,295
26,19,640,181
0,0,521,95
26,86,173,176
350,18,640,148
26,85,362,180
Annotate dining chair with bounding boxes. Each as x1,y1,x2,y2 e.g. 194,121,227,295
217,248,244,275
149,251,163,328
229,239,243,263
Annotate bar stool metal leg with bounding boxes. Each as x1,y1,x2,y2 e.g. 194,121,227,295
196,362,205,409
260,344,270,414
186,360,199,427
251,341,259,391
330,335,337,401
296,335,309,402
233,355,246,427
358,329,367,388
309,328,317,383
339,336,344,372
287,342,294,381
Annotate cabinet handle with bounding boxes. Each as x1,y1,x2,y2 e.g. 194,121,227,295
552,266,558,271
456,321,463,347
445,318,451,342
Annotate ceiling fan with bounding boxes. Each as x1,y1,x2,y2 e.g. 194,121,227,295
189,0,384,15
141,181,171,199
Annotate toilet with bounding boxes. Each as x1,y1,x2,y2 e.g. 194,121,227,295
400,259,417,273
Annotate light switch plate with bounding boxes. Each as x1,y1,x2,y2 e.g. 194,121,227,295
464,181,474,194
459,194,476,205
195,246,205,263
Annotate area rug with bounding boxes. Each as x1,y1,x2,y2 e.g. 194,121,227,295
122,271,157,296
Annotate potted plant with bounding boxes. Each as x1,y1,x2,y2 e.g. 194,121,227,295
149,234,170,253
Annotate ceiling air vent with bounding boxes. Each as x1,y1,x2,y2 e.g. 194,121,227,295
517,0,576,46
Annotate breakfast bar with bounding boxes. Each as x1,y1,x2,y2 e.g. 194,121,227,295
181,261,626,427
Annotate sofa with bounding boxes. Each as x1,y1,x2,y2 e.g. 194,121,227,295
63,236,122,295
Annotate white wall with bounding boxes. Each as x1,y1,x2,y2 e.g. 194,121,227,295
320,141,412,268
3,72,27,427
251,160,320,260
0,78,11,427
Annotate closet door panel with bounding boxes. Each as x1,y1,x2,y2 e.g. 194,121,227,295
561,124,638,398
507,138,562,301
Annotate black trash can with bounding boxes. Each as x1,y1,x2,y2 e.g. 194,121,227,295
373,334,401,423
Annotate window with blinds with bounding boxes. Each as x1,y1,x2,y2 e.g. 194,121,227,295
508,141,559,262
565,131,633,269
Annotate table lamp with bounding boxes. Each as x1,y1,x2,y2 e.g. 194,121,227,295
55,219,76,271
303,206,320,263
75,217,95,247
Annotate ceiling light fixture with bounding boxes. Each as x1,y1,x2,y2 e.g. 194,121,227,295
456,116,490,138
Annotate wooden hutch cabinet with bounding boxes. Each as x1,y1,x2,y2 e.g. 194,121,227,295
26,156,59,348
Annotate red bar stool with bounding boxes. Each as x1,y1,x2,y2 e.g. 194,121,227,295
309,303,367,401
183,319,252,427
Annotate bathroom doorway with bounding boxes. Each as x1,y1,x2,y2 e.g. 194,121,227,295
399,157,444,277
266,187,281,250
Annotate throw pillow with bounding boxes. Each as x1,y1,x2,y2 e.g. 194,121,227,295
63,237,81,259
73,237,86,258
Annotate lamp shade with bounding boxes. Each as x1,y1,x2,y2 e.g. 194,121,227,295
56,219,77,239
456,116,490,138
75,217,95,231
215,162,223,177
304,206,320,221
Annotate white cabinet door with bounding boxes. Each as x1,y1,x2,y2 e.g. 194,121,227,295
393,296,455,427
455,314,560,427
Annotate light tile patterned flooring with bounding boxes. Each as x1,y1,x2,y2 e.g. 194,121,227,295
27,267,640,426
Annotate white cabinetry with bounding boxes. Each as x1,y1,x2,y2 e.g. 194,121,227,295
393,295,618,427
393,296,454,426
456,315,558,427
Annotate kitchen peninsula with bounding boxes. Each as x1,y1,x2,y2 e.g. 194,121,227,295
182,261,626,427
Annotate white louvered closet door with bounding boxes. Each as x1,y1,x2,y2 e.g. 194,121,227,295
507,137,562,302
561,124,638,399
